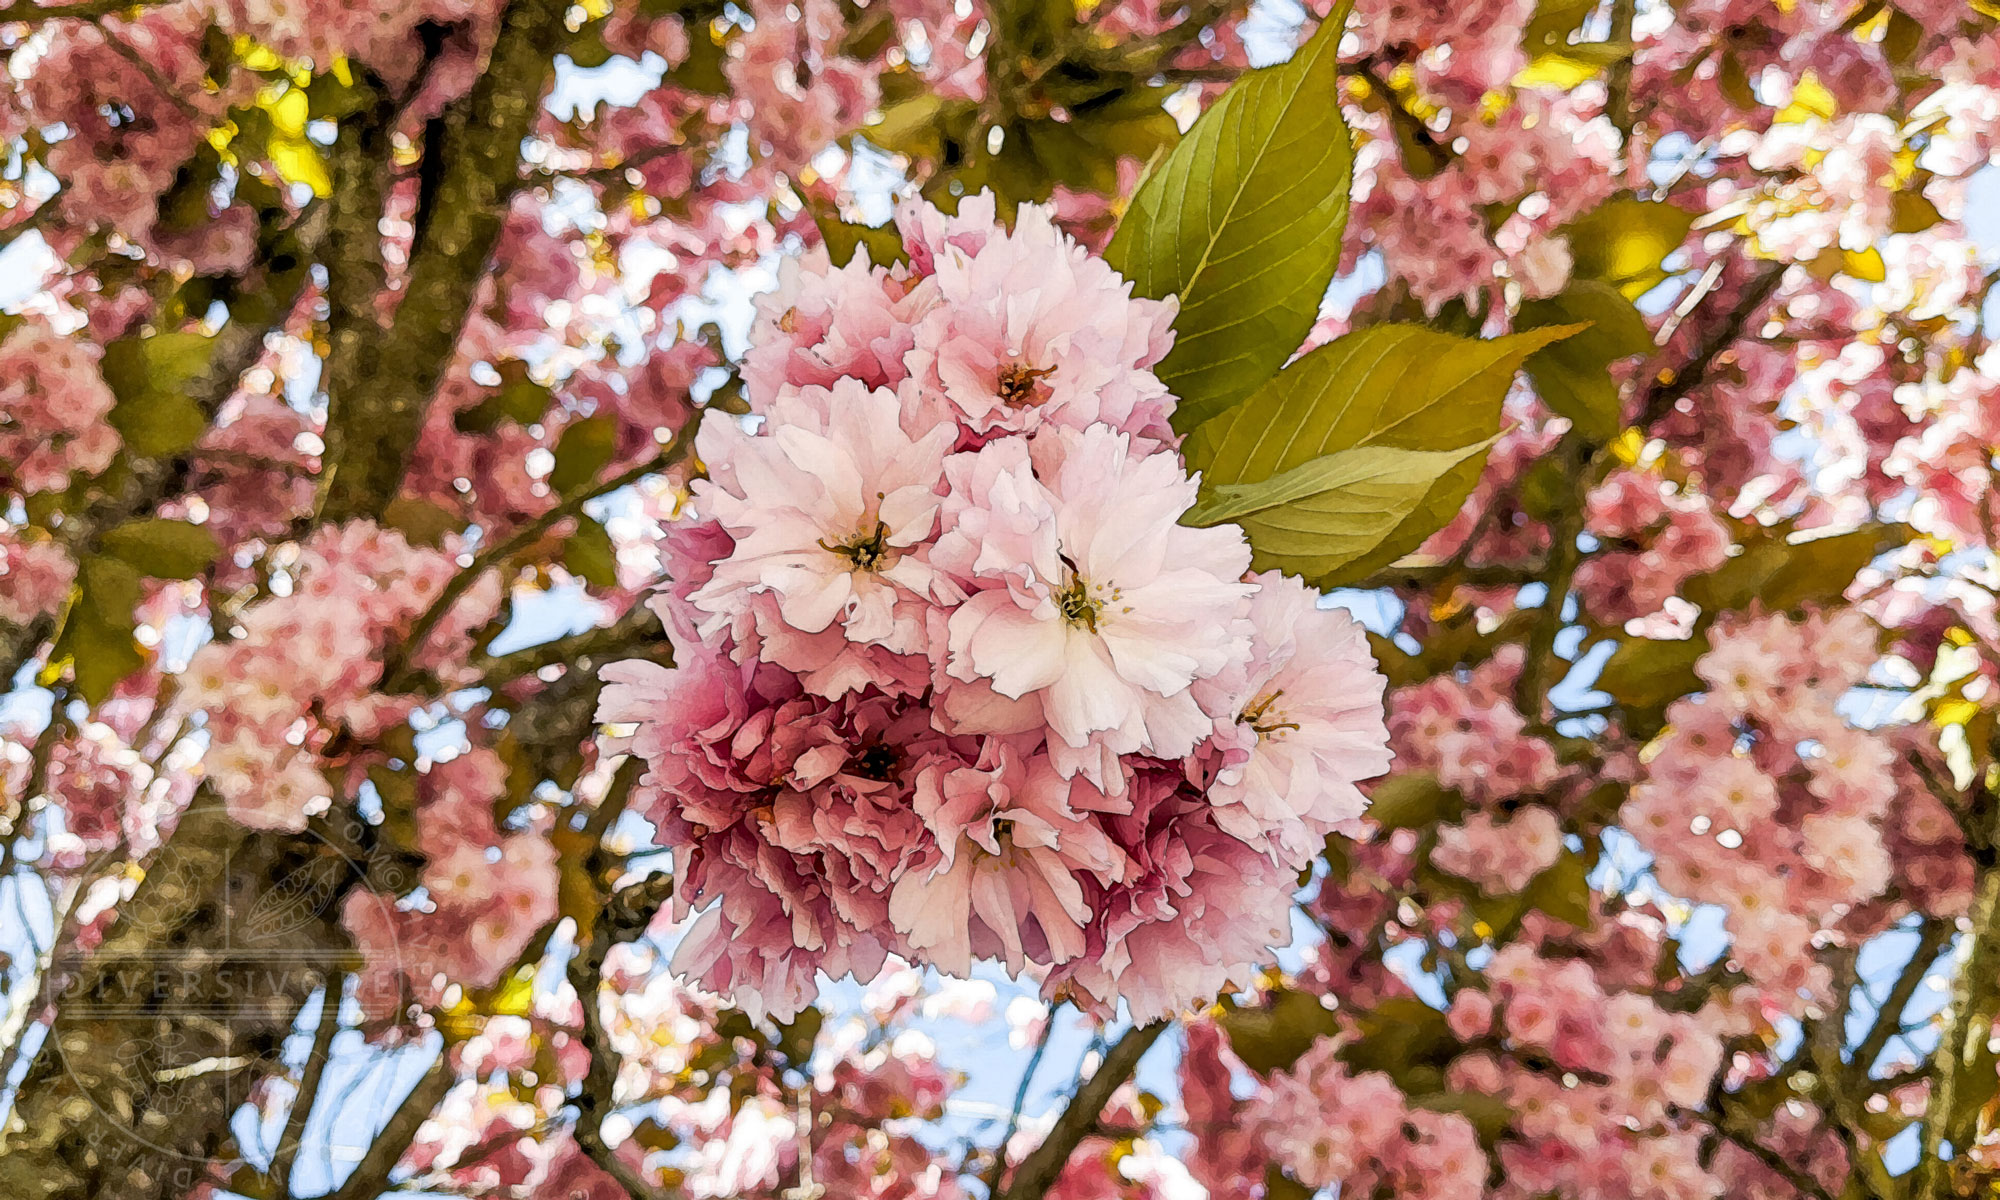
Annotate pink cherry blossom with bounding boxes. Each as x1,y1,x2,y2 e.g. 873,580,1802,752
690,377,958,698
934,426,1254,780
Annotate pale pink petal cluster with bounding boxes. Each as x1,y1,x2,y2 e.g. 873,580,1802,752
1245,1035,1487,1199
601,195,1391,1020
345,749,560,1017
0,532,78,627
1624,608,1896,1010
180,521,502,831
1388,647,1563,807
0,321,121,495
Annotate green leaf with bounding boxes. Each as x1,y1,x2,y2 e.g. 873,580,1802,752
1185,323,1581,583
103,331,216,458
1593,635,1706,737
1891,189,1944,235
1189,441,1492,525
1517,281,1655,440
1684,524,1902,613
775,1007,824,1068
1263,1168,1315,1200
1884,8,1924,64
1218,989,1340,1074
45,556,146,705
549,415,619,495
1366,773,1456,830
1717,51,1757,109
812,208,909,269
1412,1090,1515,1146
563,517,619,589
1521,0,1598,58
383,497,464,547
1563,198,1697,299
456,368,552,435
99,518,221,579
1515,44,1632,88
1186,442,1493,585
1340,995,1458,1089
1105,4,1355,434
1520,849,1594,927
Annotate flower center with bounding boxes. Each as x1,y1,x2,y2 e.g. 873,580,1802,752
1241,689,1301,739
996,362,1055,408
820,518,894,572
852,741,902,783
1057,576,1100,632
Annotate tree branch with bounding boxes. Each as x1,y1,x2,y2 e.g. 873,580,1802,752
981,1016,1056,1195
1850,918,1952,1082
566,811,677,1200
270,975,344,1198
324,1049,459,1200
382,419,701,690
469,603,665,686
1634,259,1787,429
1515,439,1589,725
1918,807,2000,1198
0,0,171,22
995,1020,1167,1200
317,0,577,521
1697,1109,1837,1200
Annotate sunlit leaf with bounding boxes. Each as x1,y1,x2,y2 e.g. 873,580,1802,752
1106,3,1355,433
100,519,222,580
1563,198,1697,299
1185,323,1579,584
1517,281,1656,440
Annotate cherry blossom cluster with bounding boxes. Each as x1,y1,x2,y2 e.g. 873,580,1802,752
179,520,500,832
1574,469,1733,628
12,12,220,244
0,531,78,628
1446,942,1730,1200
1387,648,1563,808
0,319,121,496
1624,608,1893,1005
1246,1035,1487,1199
601,193,1392,1021
343,748,559,1011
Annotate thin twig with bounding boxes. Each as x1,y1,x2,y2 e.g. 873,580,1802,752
1635,259,1788,429
1691,1108,1838,1200
271,973,345,1197
324,1049,459,1200
381,422,701,689
1850,918,1952,1082
566,765,676,1200
982,1016,1057,1194
995,1021,1167,1200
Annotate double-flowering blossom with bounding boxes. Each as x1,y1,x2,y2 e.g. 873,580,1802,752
601,193,1394,1020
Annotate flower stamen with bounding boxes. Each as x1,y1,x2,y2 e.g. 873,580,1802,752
996,362,1056,408
820,518,895,572
1057,576,1100,632
1242,689,1301,737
